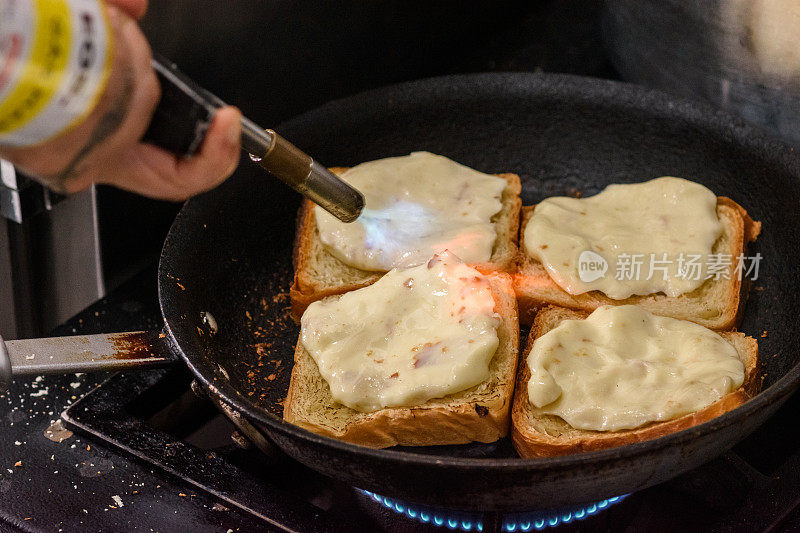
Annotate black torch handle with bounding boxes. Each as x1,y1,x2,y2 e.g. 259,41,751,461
142,56,221,156
141,56,364,222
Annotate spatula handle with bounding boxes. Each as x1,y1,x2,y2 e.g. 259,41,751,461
0,331,175,392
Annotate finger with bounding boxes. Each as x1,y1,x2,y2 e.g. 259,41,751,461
108,106,242,201
105,0,148,19
174,106,242,183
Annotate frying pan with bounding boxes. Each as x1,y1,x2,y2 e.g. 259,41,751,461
3,73,800,511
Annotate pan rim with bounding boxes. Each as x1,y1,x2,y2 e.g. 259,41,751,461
162,71,800,469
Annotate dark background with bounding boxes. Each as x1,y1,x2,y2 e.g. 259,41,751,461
98,0,612,289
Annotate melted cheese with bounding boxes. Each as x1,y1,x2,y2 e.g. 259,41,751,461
527,305,744,431
315,152,506,271
523,177,722,299
300,251,501,412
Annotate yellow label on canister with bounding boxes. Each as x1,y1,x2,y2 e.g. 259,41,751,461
0,0,112,147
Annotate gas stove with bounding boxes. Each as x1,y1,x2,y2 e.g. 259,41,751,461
60,366,630,533
1,266,799,532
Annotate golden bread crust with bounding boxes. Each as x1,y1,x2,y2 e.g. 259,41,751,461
284,273,519,448
513,197,761,329
510,306,760,458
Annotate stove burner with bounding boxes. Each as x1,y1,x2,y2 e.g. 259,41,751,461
360,489,628,531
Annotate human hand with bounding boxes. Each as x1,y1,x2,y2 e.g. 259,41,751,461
0,0,242,201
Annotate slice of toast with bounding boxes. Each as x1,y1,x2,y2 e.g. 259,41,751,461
290,168,522,320
283,272,519,448
511,306,760,458
513,197,761,329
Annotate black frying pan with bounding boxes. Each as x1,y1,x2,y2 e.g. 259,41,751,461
6,73,800,511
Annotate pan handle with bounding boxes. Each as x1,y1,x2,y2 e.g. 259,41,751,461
0,331,175,392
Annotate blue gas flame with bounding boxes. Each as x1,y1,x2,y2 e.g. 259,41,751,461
360,489,628,531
